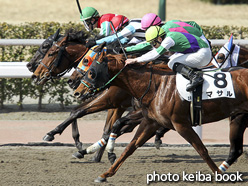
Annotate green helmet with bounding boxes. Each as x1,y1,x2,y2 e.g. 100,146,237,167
80,7,99,21
145,26,165,42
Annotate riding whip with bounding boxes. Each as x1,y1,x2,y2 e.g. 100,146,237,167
110,21,128,60
76,0,90,31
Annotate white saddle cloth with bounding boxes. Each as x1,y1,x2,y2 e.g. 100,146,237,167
176,71,235,101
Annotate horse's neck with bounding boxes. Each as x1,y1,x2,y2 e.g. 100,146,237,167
70,44,87,63
109,60,174,103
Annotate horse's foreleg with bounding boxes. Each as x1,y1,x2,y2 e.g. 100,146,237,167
71,120,83,151
173,122,221,174
43,107,87,142
81,109,142,164
219,114,247,173
95,119,159,182
91,108,126,162
106,110,143,157
154,127,170,149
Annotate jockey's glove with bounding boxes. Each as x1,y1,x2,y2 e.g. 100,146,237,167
86,39,97,48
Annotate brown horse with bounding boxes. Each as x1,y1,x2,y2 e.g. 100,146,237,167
31,30,88,85
75,50,248,182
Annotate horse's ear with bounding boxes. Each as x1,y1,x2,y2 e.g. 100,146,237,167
94,42,106,53
53,28,61,41
65,34,70,43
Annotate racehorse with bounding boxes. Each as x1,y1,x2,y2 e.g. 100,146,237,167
75,48,248,182
31,30,89,85
72,43,248,160
26,29,62,73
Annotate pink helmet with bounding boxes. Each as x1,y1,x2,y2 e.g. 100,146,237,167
141,13,162,30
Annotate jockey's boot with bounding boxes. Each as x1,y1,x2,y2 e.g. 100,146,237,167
173,63,204,92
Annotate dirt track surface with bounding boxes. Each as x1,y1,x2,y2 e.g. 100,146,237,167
0,146,247,186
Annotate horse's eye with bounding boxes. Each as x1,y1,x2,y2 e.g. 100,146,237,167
89,70,96,79
43,42,50,49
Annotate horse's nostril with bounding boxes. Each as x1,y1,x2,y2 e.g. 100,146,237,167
67,79,73,85
31,74,37,80
26,63,32,67
74,92,81,98
26,63,33,71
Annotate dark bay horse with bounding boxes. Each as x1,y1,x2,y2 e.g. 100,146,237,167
31,30,88,85
75,51,248,182
26,29,62,73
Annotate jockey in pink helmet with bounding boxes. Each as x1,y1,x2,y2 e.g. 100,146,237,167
141,13,162,30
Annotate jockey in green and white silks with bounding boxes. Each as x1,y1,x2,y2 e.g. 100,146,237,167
125,26,212,92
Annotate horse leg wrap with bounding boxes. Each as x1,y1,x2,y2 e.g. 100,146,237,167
218,161,230,173
86,138,106,154
106,133,117,153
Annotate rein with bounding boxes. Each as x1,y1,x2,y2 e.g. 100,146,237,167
138,66,153,105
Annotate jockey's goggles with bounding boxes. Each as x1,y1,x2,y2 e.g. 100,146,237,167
150,39,162,47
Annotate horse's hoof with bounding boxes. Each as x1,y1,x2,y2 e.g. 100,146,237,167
94,176,107,183
90,157,101,162
72,152,84,159
108,152,116,165
43,134,54,142
155,139,162,149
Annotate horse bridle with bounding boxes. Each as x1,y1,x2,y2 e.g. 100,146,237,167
81,58,153,105
40,41,87,81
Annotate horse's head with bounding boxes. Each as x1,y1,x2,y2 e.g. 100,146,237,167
67,45,105,89
27,29,61,72
73,43,110,99
31,30,89,85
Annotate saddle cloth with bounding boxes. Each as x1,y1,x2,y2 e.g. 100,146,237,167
176,71,235,101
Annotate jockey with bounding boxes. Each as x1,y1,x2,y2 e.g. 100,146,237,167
80,7,128,37
128,13,210,53
125,26,212,92
79,7,129,70
84,17,146,49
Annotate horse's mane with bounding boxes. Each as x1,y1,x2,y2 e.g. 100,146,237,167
66,28,90,44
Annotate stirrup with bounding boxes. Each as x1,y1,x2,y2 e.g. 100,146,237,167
186,77,203,92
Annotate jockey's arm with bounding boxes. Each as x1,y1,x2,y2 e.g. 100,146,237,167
136,37,175,63
125,41,153,53
96,24,135,45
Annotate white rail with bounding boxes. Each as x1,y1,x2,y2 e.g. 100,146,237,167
0,62,72,78
0,39,247,46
